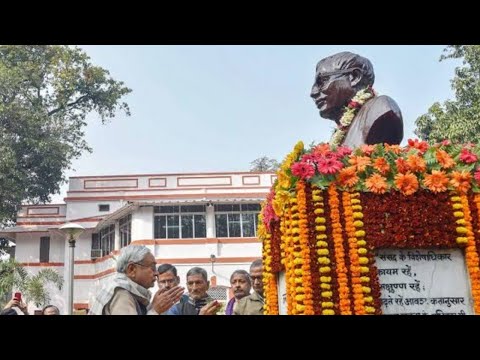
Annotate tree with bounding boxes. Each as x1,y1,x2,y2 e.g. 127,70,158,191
0,45,131,226
415,45,480,144
250,156,280,172
0,258,63,308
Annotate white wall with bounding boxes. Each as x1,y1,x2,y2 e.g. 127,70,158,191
66,201,124,221
132,206,154,240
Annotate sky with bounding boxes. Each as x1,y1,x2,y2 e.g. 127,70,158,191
50,45,460,203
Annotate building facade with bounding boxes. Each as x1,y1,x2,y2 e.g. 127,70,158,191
1,171,275,314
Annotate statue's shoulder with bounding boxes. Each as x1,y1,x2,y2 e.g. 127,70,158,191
364,95,402,121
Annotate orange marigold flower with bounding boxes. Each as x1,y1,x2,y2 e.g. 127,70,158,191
450,171,472,193
436,149,455,169
337,166,359,188
406,154,426,173
312,143,332,156
348,156,371,172
384,144,402,154
394,172,419,195
423,170,449,193
373,157,390,175
360,144,376,156
395,158,410,174
365,174,388,194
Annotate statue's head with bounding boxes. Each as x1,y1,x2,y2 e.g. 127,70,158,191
310,51,375,121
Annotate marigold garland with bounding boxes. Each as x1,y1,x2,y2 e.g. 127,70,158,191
261,140,480,315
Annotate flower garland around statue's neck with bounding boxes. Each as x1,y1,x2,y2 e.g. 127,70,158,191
330,86,376,147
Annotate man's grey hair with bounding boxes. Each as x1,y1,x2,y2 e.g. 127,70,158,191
250,259,262,270
230,269,251,285
116,245,151,273
186,267,208,282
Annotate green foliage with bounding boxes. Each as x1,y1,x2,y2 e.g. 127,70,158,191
415,45,480,144
0,45,132,225
250,156,280,172
0,258,63,308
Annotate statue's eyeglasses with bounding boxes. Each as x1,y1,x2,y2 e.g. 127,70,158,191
315,67,362,86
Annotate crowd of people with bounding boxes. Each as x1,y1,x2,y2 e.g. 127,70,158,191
1,244,264,315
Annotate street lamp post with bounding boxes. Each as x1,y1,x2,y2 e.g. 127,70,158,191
59,223,85,315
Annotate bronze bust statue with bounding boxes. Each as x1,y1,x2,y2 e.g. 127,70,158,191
310,51,403,148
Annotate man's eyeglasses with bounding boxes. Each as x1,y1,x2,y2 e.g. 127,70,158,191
132,262,157,272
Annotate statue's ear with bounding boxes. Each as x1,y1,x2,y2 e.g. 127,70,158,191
349,68,363,88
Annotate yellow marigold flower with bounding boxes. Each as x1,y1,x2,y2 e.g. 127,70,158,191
456,219,466,225
317,249,329,256
312,195,323,202
316,234,327,240
315,217,326,224
452,203,463,210
362,286,371,293
454,211,464,218
322,302,334,308
360,267,370,273
322,309,335,315
296,286,305,293
316,241,328,247
451,196,461,202
294,140,304,154
295,294,305,301
365,306,375,313
314,208,325,214
353,212,364,219
319,266,331,273
456,227,468,234
360,276,370,282
320,276,331,283
353,220,364,227
359,257,369,265
456,237,468,244
318,257,331,265
296,304,306,312
358,248,367,255
316,225,326,232
290,205,298,212
364,296,373,303
295,278,303,283
294,269,303,276
351,199,361,204
321,283,331,290
352,205,362,211
355,230,366,238
357,240,366,246
321,291,333,298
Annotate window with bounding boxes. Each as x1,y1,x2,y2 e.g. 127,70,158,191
214,203,261,238
154,205,206,239
98,204,110,212
39,236,50,263
91,233,101,259
99,224,115,256
119,214,131,248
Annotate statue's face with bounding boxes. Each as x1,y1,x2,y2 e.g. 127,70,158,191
310,61,355,121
